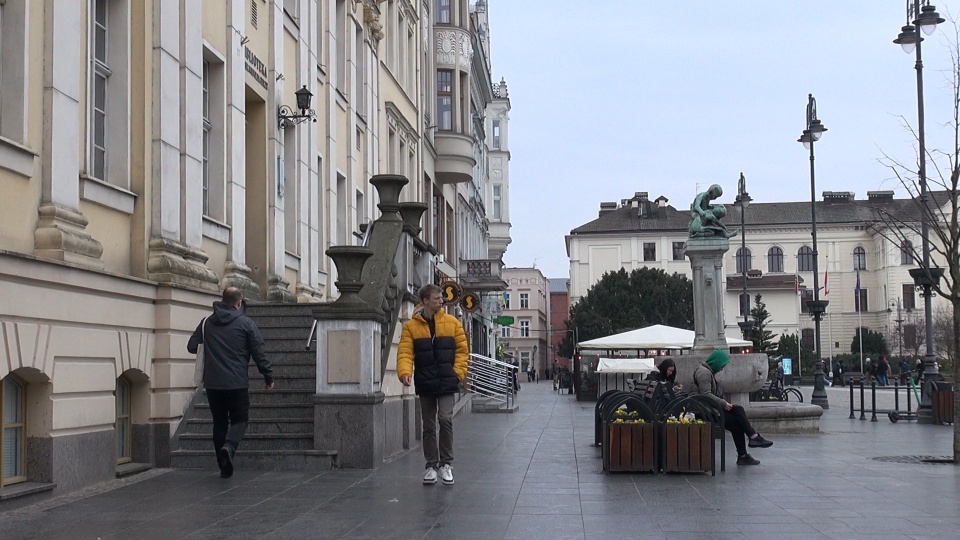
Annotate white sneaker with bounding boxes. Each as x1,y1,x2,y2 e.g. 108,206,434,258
439,464,454,485
423,467,438,485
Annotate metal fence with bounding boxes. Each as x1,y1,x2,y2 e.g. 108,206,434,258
467,353,516,408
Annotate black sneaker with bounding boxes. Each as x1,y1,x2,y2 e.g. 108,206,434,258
748,434,773,448
737,454,760,466
219,447,234,478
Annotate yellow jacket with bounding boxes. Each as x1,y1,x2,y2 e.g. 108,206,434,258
397,307,469,394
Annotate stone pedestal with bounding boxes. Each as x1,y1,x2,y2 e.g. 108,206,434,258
685,237,730,354
673,353,768,407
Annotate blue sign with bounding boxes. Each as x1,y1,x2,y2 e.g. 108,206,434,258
782,357,793,375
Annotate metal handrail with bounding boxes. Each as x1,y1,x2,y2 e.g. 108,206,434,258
467,353,516,408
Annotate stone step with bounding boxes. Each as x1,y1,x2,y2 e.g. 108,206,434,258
169,449,337,471
185,418,314,434
177,432,315,451
192,403,314,420
258,326,314,340
245,304,317,316
195,389,314,406
262,338,322,353
248,363,316,379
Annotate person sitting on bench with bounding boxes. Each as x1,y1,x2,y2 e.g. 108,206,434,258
692,349,773,466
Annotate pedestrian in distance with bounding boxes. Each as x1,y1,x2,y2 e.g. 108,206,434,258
833,359,844,387
692,349,773,466
397,284,470,486
876,357,890,386
187,287,274,479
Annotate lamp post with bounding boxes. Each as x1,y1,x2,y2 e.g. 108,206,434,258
893,0,945,423
735,173,754,341
798,94,829,408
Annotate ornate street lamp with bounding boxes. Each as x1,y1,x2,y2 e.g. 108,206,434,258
798,94,829,408
894,0,944,423
278,86,317,128
735,173,754,341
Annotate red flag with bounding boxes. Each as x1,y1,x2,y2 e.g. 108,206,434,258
824,270,829,295
794,274,800,296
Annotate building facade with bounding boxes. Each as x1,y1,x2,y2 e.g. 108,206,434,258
548,278,571,372
565,190,948,362
0,0,510,501
500,268,549,375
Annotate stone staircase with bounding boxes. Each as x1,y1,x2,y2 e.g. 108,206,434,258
170,304,338,470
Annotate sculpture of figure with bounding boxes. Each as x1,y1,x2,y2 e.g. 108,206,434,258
688,184,737,238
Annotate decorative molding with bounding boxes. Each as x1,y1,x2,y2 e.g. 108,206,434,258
147,237,219,291
435,28,472,69
33,204,104,269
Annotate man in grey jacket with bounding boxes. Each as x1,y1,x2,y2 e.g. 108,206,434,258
188,287,273,478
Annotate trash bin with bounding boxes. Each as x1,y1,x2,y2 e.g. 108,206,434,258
931,382,955,425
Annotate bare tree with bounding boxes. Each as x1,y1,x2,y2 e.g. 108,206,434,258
868,20,960,461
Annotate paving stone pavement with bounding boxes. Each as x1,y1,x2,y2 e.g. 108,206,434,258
0,382,958,539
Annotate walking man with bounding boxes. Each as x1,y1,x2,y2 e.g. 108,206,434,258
188,287,273,478
397,284,469,486
692,349,773,466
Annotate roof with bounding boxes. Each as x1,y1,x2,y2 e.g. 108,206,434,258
578,324,752,350
568,192,949,236
548,278,569,293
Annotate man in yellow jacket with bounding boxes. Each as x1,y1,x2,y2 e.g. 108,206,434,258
397,284,470,485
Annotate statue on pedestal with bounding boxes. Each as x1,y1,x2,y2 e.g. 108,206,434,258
688,184,737,239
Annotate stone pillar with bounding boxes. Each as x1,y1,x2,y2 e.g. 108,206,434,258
685,237,730,354
34,0,103,268
313,246,385,468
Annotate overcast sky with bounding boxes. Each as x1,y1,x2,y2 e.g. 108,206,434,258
487,1,960,280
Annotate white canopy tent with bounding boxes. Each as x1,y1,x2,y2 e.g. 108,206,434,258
578,324,752,351
595,357,657,374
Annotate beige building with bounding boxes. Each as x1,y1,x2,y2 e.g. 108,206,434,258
500,268,549,375
565,191,948,360
0,0,510,502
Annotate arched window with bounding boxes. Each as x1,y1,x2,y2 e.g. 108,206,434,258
797,246,814,272
900,240,914,265
735,247,752,274
853,246,866,271
768,247,784,273
1,375,26,486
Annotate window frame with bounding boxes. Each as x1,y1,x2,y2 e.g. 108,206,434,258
853,246,867,271
855,288,868,313
735,247,752,274
1,375,26,486
642,242,656,262
115,376,131,465
520,319,530,338
900,240,914,265
902,283,915,311
767,246,784,273
436,0,451,24
519,292,529,309
436,69,453,130
672,242,685,261
797,246,814,272
91,0,110,181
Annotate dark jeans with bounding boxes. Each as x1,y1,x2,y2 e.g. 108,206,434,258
206,388,250,455
724,404,757,457
420,393,454,469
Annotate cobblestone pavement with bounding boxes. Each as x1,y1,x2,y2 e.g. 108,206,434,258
0,381,957,539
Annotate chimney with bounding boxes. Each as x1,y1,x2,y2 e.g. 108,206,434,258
599,201,617,217
867,190,894,201
655,196,669,219
822,191,855,204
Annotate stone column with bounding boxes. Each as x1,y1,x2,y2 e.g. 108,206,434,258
685,237,730,354
34,0,104,268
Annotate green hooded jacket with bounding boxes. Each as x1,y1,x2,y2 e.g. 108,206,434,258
705,349,730,374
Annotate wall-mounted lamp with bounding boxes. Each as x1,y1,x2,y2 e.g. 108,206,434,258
278,85,317,129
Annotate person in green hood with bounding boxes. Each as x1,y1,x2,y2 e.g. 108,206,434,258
692,349,773,466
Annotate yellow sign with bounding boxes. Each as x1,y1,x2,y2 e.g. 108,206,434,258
460,292,480,312
439,281,462,304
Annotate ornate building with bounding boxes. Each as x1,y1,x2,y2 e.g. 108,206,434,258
0,0,510,503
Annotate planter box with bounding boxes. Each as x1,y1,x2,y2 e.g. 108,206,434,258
663,422,713,474
605,422,656,473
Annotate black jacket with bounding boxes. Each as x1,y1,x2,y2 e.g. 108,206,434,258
187,302,272,389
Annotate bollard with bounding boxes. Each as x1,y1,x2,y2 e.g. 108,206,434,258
849,381,856,419
894,380,900,412
859,380,866,420
907,379,912,414
871,381,878,422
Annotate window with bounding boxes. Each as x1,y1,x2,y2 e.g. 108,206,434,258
500,326,510,338
797,246,814,272
643,242,656,262
492,185,502,220
202,61,211,215
768,247,784,273
431,187,441,249
520,351,530,370
853,246,866,271
0,0,29,145
1,375,25,486
437,70,453,130
520,320,530,338
901,240,914,265
91,0,109,180
436,0,451,24
492,120,501,149
735,247,752,274
855,287,868,313
335,1,346,93
904,324,917,350
520,293,529,309
200,55,225,221
283,0,299,23
355,189,365,241
739,293,751,317
445,202,454,257
503,292,510,309
315,0,323,67
336,173,347,245
902,283,915,311
284,129,298,252
800,289,813,314
115,377,131,464
801,328,814,350
354,22,363,109
672,242,685,261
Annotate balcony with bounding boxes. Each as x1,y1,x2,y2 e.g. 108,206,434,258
458,258,506,291
435,132,475,184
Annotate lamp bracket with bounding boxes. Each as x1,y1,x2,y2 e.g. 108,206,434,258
278,105,317,129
